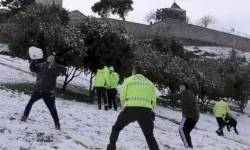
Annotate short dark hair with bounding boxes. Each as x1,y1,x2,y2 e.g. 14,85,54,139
133,65,145,75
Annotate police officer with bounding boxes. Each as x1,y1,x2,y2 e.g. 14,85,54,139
94,62,111,110
107,65,160,150
107,66,119,111
213,99,230,136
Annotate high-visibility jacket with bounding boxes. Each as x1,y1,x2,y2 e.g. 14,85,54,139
120,74,156,109
94,66,111,87
213,100,230,117
108,72,119,89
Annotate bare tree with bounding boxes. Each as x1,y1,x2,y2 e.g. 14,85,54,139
144,10,159,24
198,15,217,28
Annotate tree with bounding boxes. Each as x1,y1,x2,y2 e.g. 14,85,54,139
91,0,134,21
144,10,159,24
1,0,35,14
5,4,86,92
78,17,135,93
198,15,217,28
156,7,186,22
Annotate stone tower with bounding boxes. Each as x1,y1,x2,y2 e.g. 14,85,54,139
36,0,63,7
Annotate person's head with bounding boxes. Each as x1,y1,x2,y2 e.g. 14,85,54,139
47,52,56,63
179,83,189,93
109,66,114,72
132,65,145,75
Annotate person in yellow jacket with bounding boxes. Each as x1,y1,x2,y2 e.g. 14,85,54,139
107,65,159,150
213,99,230,136
94,63,111,110
107,66,119,111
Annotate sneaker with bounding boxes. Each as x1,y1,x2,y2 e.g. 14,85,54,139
20,115,28,121
104,106,109,111
55,123,61,130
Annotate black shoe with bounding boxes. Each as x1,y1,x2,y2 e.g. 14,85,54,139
114,108,117,111
21,115,28,122
105,106,109,111
98,105,101,110
216,130,221,136
55,122,61,130
107,144,116,150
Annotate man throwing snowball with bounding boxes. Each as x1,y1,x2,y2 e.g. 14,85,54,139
21,47,66,130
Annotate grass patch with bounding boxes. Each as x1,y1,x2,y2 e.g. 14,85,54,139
0,83,94,103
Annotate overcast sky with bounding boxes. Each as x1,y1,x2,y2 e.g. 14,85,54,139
63,0,250,35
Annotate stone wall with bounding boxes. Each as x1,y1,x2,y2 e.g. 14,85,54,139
150,19,250,51
36,0,62,7
98,18,250,51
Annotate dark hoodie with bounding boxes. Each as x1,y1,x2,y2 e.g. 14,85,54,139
30,60,66,94
165,90,200,121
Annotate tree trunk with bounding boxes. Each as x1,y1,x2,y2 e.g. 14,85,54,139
89,72,95,96
62,75,69,93
121,15,126,21
239,100,248,114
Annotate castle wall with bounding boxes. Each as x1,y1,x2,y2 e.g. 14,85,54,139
150,19,250,51
86,18,250,51
36,0,62,7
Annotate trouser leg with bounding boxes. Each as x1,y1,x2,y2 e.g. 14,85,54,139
179,118,196,148
95,87,102,109
23,91,42,117
107,108,134,150
42,92,59,124
216,117,225,135
137,109,160,150
112,89,118,111
100,87,108,110
107,89,112,109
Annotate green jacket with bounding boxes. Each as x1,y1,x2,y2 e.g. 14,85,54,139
120,74,156,109
213,100,230,117
108,72,119,89
94,66,111,88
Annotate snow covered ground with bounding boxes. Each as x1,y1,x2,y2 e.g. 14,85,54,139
1,46,250,150
0,89,250,150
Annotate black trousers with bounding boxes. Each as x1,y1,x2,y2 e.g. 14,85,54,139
179,118,197,148
216,117,226,130
107,89,117,110
107,107,159,150
23,91,59,124
226,119,239,135
95,87,108,109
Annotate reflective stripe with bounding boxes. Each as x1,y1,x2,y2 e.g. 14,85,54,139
179,118,189,148
127,82,154,87
126,97,152,104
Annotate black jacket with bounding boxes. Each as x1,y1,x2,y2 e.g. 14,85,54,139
30,60,67,94
165,90,200,122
